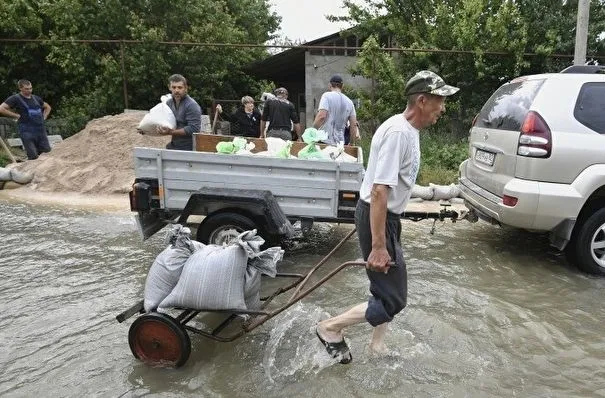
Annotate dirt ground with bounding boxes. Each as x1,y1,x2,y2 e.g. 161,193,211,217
0,112,172,211
6,112,170,194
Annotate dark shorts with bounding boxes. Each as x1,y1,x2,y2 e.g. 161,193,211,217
266,129,292,141
355,200,407,326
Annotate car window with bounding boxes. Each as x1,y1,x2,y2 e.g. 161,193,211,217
475,79,545,131
574,82,605,134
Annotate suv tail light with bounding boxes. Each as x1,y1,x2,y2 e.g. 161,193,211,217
517,111,551,158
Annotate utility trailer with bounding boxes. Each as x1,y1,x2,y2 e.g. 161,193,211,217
129,134,460,244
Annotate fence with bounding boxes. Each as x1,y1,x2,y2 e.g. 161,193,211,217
0,117,68,139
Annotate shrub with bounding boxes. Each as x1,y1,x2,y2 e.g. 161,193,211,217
356,124,469,185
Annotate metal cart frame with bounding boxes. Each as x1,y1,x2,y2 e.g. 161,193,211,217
116,207,460,367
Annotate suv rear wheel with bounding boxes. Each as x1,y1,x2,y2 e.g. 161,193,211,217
568,207,605,275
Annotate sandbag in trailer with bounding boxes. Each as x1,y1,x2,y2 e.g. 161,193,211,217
158,230,284,312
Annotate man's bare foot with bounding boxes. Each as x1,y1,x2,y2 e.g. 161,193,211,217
316,321,344,343
368,343,389,356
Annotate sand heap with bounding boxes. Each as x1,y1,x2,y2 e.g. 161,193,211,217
11,112,171,195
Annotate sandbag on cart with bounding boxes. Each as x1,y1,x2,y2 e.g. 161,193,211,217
158,229,284,312
143,225,204,312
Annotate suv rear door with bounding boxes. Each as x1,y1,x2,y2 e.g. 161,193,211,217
466,77,545,197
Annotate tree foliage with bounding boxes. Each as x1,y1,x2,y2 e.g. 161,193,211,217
341,0,605,136
0,0,280,135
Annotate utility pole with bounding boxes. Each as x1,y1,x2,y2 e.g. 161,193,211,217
574,0,591,65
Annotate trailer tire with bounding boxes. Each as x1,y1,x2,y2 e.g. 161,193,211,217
128,312,191,368
197,212,258,245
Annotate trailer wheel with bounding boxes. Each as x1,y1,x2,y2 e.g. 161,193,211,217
128,312,191,368
197,212,257,245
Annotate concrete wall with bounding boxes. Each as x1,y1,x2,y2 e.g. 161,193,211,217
304,53,372,128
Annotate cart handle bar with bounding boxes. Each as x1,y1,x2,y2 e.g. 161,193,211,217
245,259,393,332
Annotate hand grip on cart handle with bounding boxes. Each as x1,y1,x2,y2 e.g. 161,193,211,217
346,261,396,269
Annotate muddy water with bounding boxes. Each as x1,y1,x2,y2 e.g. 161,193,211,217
1,200,604,397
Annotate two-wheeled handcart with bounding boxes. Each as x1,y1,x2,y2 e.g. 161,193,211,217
116,206,461,368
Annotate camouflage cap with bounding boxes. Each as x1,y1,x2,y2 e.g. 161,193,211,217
404,70,459,97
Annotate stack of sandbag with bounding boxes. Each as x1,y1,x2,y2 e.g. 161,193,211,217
158,229,284,312
410,183,462,201
411,184,435,200
430,183,461,200
143,225,204,312
0,166,34,189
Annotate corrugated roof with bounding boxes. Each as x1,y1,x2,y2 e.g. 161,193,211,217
245,32,344,80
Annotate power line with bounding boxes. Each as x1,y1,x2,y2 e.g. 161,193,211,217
0,38,602,59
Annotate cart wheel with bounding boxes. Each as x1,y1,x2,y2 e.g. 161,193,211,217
128,312,191,368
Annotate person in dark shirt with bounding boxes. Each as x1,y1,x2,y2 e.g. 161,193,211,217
260,87,301,141
0,79,52,160
158,74,202,151
215,96,261,138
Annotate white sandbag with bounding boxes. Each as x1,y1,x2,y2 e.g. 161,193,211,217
10,169,33,184
264,137,288,154
411,184,434,200
238,230,284,310
143,225,201,312
159,244,248,311
320,145,357,163
0,167,11,182
159,230,283,312
137,99,176,134
430,183,461,200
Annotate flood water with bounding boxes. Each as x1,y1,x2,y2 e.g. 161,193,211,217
1,199,604,397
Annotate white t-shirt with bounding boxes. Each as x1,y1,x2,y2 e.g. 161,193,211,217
359,114,420,214
317,91,356,145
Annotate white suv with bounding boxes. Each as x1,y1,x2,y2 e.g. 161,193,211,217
459,65,605,275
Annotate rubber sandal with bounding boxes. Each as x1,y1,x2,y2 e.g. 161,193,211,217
315,327,353,364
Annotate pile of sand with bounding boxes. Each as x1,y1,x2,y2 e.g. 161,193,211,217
11,112,171,195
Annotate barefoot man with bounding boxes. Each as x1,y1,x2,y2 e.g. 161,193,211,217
316,71,459,363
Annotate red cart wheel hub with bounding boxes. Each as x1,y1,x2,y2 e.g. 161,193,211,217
128,313,191,367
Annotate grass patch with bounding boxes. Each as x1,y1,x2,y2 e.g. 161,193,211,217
0,153,9,168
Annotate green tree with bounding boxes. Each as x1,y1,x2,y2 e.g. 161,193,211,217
0,0,280,135
339,0,605,137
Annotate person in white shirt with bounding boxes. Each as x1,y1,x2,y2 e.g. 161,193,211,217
313,75,358,145
315,70,459,364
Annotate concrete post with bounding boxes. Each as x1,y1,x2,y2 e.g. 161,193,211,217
574,0,591,65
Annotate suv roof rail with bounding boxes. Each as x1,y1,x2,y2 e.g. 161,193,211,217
560,65,605,74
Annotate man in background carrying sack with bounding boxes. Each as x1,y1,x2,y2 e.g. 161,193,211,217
313,75,358,146
0,79,52,160
158,74,202,151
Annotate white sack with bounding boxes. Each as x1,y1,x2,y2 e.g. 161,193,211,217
430,183,461,200
159,230,283,312
159,244,248,311
411,184,435,200
320,145,357,163
137,99,176,134
10,169,33,184
143,225,201,312
0,167,11,182
264,137,288,154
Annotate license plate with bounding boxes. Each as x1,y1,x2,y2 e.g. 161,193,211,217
475,149,495,166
